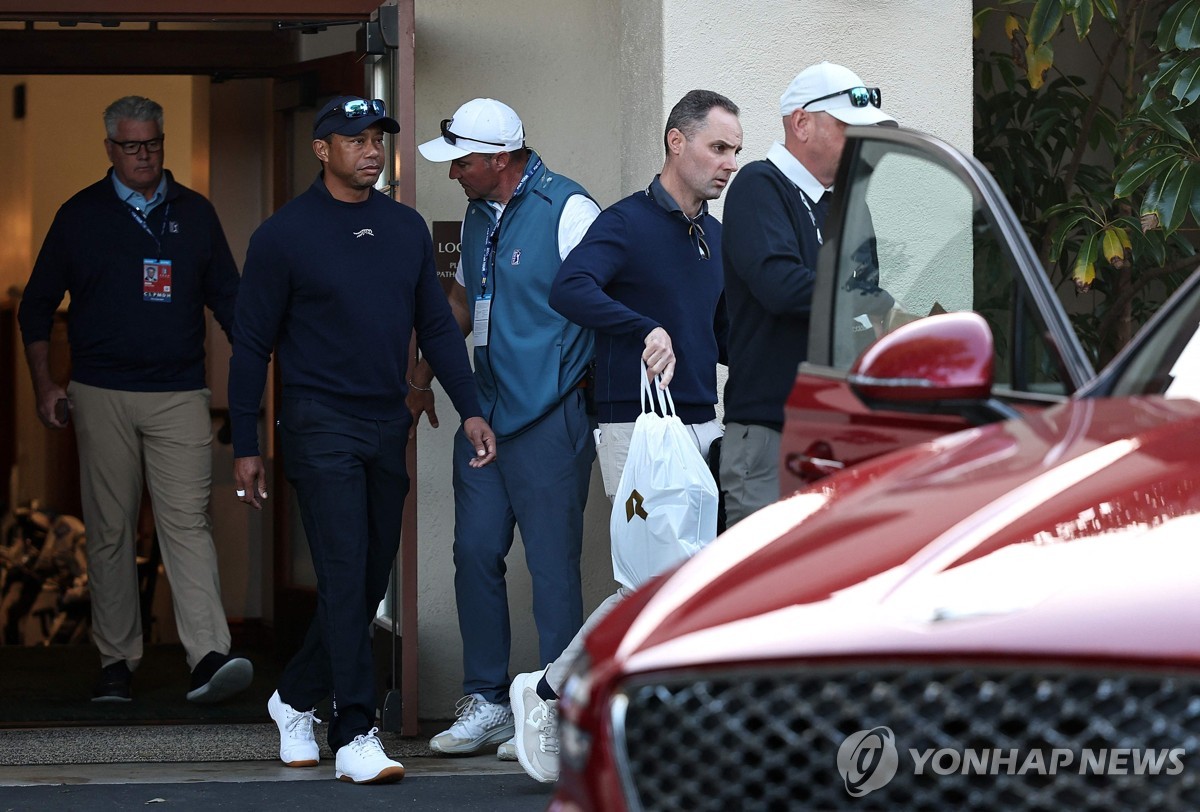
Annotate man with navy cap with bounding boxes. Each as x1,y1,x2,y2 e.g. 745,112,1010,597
410,98,600,759
720,62,896,527
229,95,497,783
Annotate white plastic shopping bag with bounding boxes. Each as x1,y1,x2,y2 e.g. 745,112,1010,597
610,363,720,589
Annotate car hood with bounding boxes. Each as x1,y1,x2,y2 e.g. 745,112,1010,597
608,396,1200,675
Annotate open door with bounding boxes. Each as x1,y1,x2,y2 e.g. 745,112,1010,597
780,127,1096,495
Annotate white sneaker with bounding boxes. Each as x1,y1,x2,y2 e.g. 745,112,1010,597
497,736,517,761
429,693,515,754
510,670,559,783
267,690,320,767
335,727,405,784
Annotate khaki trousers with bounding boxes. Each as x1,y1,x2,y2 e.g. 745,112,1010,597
69,381,230,672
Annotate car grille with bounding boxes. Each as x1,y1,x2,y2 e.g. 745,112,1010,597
611,664,1200,811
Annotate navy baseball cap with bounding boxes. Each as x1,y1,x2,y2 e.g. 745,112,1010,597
313,96,400,140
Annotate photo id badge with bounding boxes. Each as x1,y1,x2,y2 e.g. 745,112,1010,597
473,294,492,346
142,259,173,302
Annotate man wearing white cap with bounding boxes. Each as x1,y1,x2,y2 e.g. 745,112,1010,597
411,98,600,758
720,62,896,527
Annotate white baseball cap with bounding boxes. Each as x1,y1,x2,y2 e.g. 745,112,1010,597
780,62,897,127
418,98,526,162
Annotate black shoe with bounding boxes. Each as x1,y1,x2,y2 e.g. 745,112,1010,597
187,651,254,704
92,661,133,703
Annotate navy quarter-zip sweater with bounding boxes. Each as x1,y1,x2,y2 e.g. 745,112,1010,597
18,170,239,391
228,175,481,458
550,189,728,424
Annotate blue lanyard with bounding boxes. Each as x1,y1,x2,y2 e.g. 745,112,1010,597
479,157,542,295
127,202,171,256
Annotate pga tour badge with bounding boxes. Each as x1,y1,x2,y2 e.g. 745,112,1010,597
511,248,521,265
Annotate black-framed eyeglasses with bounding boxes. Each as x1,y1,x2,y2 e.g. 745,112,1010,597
689,219,711,260
108,136,165,155
315,98,387,129
440,118,508,148
802,86,882,110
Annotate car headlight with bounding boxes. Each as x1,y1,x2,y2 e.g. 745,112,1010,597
559,651,593,770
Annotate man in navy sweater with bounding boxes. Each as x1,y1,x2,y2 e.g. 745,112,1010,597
19,95,251,706
720,62,896,527
228,96,496,784
504,89,742,784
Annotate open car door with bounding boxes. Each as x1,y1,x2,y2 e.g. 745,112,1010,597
780,127,1095,494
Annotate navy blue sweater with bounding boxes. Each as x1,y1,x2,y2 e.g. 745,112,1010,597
550,189,728,424
228,175,481,458
721,159,822,430
18,170,239,391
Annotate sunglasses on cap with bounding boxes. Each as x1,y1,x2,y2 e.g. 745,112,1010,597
439,118,508,149
315,98,387,128
802,86,882,110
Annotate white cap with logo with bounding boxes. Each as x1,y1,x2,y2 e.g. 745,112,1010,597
780,62,897,127
418,98,526,162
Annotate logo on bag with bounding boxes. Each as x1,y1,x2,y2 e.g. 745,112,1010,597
625,489,648,521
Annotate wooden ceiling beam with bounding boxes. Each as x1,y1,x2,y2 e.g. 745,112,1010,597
0,29,301,74
0,1,381,23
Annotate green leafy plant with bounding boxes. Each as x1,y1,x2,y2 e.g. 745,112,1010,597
974,0,1199,364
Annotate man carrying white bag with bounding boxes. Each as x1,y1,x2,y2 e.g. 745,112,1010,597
508,89,743,784
611,365,720,590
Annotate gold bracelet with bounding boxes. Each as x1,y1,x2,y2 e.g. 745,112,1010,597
408,379,432,392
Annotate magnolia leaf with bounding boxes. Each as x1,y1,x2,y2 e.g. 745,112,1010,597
1005,13,1021,40
973,8,993,38
1050,211,1091,263
1143,101,1193,143
1030,0,1065,46
1114,152,1179,198
1094,0,1119,24
1158,0,1200,50
1072,230,1099,291
1101,227,1130,269
1115,225,1133,254
1026,41,1055,88
1155,161,1200,233
1072,0,1093,39
1142,177,1165,232
1170,53,1200,106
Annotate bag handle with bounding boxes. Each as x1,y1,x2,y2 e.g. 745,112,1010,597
640,359,676,417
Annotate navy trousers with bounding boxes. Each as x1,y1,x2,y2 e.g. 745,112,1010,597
275,397,411,751
452,388,594,703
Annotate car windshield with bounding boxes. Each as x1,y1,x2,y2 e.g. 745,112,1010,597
1106,277,1200,400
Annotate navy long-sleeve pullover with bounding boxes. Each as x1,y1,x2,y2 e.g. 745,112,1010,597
550,189,728,424
18,170,239,391
228,175,481,458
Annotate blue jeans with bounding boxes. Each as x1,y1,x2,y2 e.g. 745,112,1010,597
452,389,594,703
276,397,411,751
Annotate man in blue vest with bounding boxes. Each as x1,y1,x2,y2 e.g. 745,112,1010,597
412,98,600,758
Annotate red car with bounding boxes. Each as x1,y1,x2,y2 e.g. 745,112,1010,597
549,127,1200,810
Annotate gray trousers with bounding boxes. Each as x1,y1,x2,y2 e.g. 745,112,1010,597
718,421,781,529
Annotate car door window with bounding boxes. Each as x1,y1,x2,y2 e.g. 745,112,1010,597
820,137,1087,399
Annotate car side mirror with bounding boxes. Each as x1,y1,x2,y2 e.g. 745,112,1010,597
847,312,1013,421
